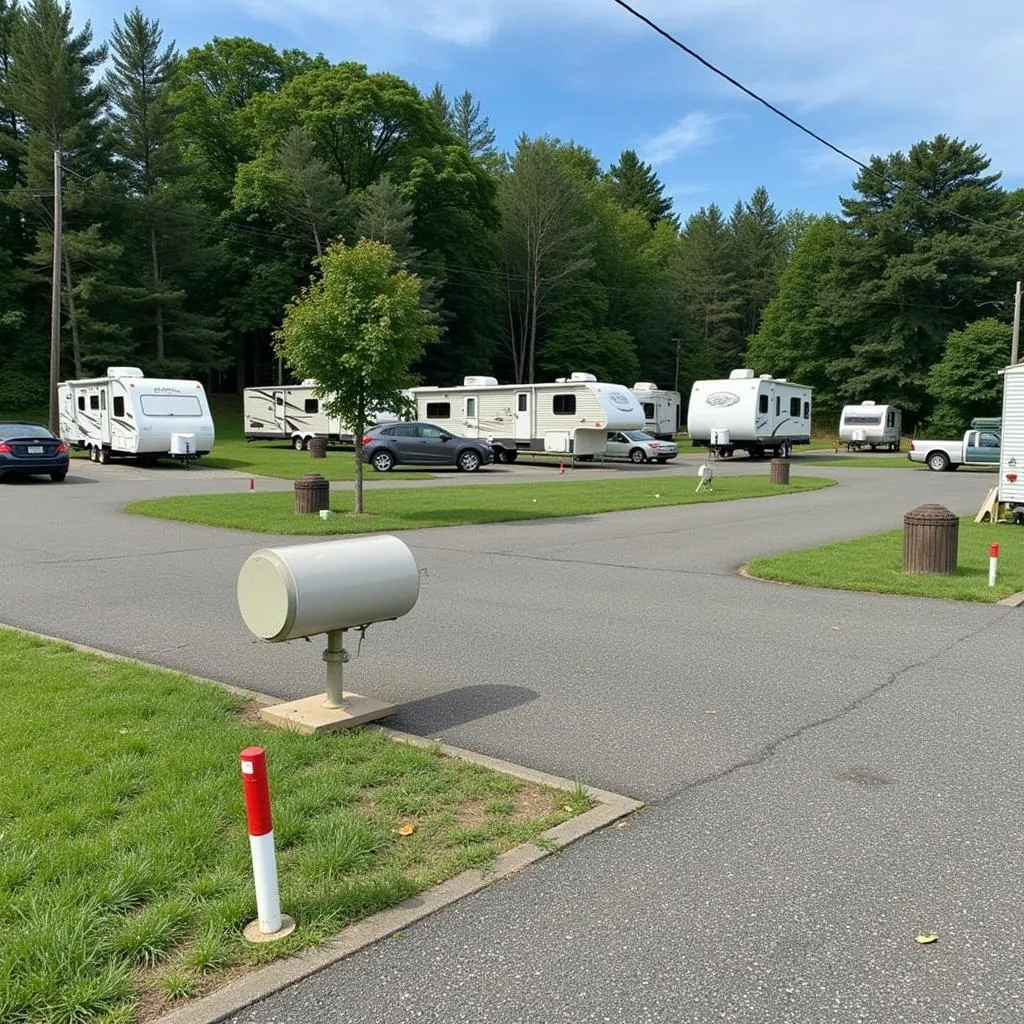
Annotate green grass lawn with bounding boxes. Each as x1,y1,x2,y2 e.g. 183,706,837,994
126,473,836,535
746,518,1024,602
0,629,589,1023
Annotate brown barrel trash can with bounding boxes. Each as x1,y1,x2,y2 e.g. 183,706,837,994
308,436,327,459
903,504,958,574
770,458,790,485
294,473,330,515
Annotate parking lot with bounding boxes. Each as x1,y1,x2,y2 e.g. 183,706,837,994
4,459,1023,1022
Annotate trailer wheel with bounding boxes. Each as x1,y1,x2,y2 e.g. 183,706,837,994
505,450,518,463
293,436,307,451
777,441,791,459
98,448,110,464
88,445,98,462
629,447,647,464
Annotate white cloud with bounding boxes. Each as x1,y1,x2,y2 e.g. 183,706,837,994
639,113,720,165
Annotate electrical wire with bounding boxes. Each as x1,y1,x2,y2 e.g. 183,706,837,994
609,0,1024,241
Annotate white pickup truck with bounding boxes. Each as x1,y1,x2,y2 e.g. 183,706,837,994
907,428,1000,471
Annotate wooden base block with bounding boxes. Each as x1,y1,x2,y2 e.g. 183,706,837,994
258,693,397,734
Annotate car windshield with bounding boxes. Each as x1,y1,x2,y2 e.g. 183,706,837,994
0,423,52,439
622,431,653,441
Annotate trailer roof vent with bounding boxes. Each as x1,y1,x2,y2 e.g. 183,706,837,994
729,369,756,379
759,374,773,380
570,372,598,382
463,375,499,387
777,378,788,382
301,378,318,387
107,366,144,378
861,400,876,406
634,382,657,391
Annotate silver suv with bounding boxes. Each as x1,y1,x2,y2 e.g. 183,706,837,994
361,422,494,473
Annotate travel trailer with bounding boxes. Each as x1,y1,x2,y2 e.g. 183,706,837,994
838,401,902,451
997,364,1024,518
243,381,400,449
632,382,681,439
410,373,645,461
58,367,215,464
687,369,813,459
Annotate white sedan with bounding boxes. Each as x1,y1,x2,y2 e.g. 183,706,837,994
606,430,678,464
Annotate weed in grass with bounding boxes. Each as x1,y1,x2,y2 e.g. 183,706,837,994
564,779,595,815
159,971,198,1001
109,898,194,967
485,800,517,816
181,929,234,974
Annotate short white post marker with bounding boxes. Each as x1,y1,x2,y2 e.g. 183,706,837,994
240,747,296,942
989,542,999,588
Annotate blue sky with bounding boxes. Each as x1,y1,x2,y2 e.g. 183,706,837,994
75,0,1024,222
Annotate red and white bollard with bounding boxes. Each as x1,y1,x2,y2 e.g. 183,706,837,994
239,747,295,942
989,542,999,588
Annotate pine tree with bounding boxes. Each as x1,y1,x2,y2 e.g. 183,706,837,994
606,149,676,228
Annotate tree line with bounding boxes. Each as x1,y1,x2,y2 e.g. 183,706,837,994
1,0,1021,432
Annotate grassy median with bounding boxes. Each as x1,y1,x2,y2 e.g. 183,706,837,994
0,630,589,1023
125,474,836,535
746,518,1024,602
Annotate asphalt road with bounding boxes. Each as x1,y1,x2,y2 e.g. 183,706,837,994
3,456,1021,1022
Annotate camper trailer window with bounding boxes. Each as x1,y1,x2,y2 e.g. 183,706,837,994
77,396,85,411
803,401,810,419
113,397,125,417
517,394,528,412
466,398,477,418
139,394,203,417
759,395,768,414
276,395,283,406
887,411,895,427
304,399,319,413
553,394,576,415
89,395,99,410
775,397,780,416
643,402,654,418
426,402,451,419
844,413,881,426
789,397,801,417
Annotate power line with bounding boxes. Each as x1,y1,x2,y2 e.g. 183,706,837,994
610,0,1024,241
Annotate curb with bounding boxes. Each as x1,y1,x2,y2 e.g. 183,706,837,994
0,625,643,1024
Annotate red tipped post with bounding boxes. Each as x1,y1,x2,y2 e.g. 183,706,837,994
989,542,999,587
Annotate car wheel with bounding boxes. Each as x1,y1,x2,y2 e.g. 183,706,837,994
50,470,67,482
293,436,307,451
457,449,481,472
88,446,98,462
98,447,109,464
629,447,647,464
371,450,394,472
927,451,950,472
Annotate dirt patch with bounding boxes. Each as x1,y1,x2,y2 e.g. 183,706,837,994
456,782,562,829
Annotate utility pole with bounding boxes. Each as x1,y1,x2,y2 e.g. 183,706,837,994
1012,279,1022,366
673,336,681,393
48,149,62,435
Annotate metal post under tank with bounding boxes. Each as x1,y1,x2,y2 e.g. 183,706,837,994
322,629,350,709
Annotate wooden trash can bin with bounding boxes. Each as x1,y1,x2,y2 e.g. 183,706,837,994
308,436,327,459
770,458,790,485
294,473,330,515
903,504,958,574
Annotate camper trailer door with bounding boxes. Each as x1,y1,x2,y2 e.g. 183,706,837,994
272,390,286,431
99,386,111,443
464,395,479,435
514,392,531,441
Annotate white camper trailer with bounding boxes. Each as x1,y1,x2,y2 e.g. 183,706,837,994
687,369,812,459
632,382,681,439
243,381,400,449
997,364,1024,518
58,367,215,464
838,401,901,451
410,373,645,462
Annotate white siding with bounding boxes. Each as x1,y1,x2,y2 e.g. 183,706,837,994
999,367,1024,503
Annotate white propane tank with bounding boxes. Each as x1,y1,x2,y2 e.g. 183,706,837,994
710,428,730,447
170,433,196,456
237,535,420,642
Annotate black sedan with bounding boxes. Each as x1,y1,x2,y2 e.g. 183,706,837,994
0,422,70,482
361,421,493,472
